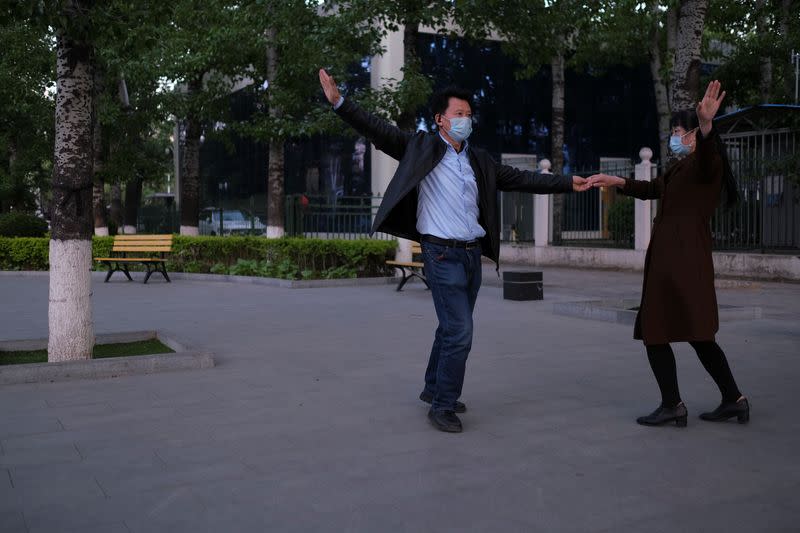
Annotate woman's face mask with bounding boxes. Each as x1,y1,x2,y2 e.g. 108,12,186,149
670,127,696,156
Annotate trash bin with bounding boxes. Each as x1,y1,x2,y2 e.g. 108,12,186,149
503,271,543,301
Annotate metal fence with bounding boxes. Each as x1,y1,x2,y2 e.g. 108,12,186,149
549,161,638,249
714,128,800,251
285,194,393,240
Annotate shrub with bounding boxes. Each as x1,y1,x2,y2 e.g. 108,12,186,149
0,237,49,270
0,212,49,237
607,197,634,246
0,235,397,280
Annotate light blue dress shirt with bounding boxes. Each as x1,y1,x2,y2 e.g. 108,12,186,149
334,98,485,241
416,134,486,241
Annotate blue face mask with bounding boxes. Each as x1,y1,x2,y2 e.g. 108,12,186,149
446,117,473,143
669,135,692,156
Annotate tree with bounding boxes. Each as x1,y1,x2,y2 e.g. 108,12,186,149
140,0,251,235
475,0,590,243
0,11,55,215
234,0,382,237
708,0,800,105
48,0,96,361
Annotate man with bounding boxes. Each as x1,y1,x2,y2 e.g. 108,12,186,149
319,69,590,433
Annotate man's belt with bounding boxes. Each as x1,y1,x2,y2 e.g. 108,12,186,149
421,234,481,249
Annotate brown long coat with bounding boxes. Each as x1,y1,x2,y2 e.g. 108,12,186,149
620,128,724,345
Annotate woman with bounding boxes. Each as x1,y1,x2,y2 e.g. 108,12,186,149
590,80,749,427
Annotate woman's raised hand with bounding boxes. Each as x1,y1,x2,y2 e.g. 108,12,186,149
697,80,726,134
319,69,341,106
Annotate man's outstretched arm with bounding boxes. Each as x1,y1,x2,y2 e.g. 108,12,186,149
496,163,591,193
319,69,411,161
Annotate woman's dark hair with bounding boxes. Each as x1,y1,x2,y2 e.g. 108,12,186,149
670,109,699,131
430,87,474,119
671,109,740,209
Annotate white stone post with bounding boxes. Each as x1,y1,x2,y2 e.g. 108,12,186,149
535,159,552,247
634,147,653,251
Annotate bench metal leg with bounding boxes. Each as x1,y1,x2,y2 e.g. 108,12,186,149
395,267,428,292
143,263,170,284
103,262,114,283
103,261,133,282
143,265,153,284
396,267,411,291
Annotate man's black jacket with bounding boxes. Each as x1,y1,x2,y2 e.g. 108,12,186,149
334,99,574,265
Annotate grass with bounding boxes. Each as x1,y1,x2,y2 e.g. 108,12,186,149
0,339,175,366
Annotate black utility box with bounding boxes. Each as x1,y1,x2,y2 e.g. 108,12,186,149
502,271,543,301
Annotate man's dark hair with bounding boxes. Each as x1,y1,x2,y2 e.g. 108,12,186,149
670,109,699,131
430,87,474,119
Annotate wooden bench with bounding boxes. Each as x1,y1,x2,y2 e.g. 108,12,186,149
386,242,429,292
95,234,173,284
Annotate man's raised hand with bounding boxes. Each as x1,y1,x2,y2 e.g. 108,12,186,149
319,69,341,106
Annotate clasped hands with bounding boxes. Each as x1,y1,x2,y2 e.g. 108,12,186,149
572,173,625,192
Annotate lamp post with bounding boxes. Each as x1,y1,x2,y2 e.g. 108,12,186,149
792,50,800,105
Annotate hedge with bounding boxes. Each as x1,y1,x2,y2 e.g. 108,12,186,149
0,236,398,280
0,213,49,237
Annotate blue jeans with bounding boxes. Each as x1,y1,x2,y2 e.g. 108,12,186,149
420,241,482,411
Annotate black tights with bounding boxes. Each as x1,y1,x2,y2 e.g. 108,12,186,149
646,341,742,407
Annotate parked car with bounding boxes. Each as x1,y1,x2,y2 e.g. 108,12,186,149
199,208,266,236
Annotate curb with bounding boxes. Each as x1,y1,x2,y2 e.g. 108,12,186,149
0,270,399,289
552,300,763,325
0,330,214,385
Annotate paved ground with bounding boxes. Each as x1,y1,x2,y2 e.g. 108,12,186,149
0,265,798,532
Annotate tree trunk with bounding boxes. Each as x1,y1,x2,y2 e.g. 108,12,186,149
671,0,708,111
3,143,16,212
92,67,108,235
49,2,94,362
109,181,123,232
781,0,793,102
123,177,141,234
757,0,773,103
267,140,284,237
180,77,202,236
550,53,566,245
395,22,420,132
265,29,284,237
649,0,672,163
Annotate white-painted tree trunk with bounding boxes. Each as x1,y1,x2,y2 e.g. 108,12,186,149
180,225,199,236
49,239,94,360
48,2,95,362
265,30,286,236
122,225,137,234
266,226,284,238
94,226,109,236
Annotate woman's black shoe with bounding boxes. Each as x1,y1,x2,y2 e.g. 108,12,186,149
636,403,688,427
699,398,750,424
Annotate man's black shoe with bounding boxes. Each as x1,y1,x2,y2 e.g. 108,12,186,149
428,408,463,433
419,391,466,413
